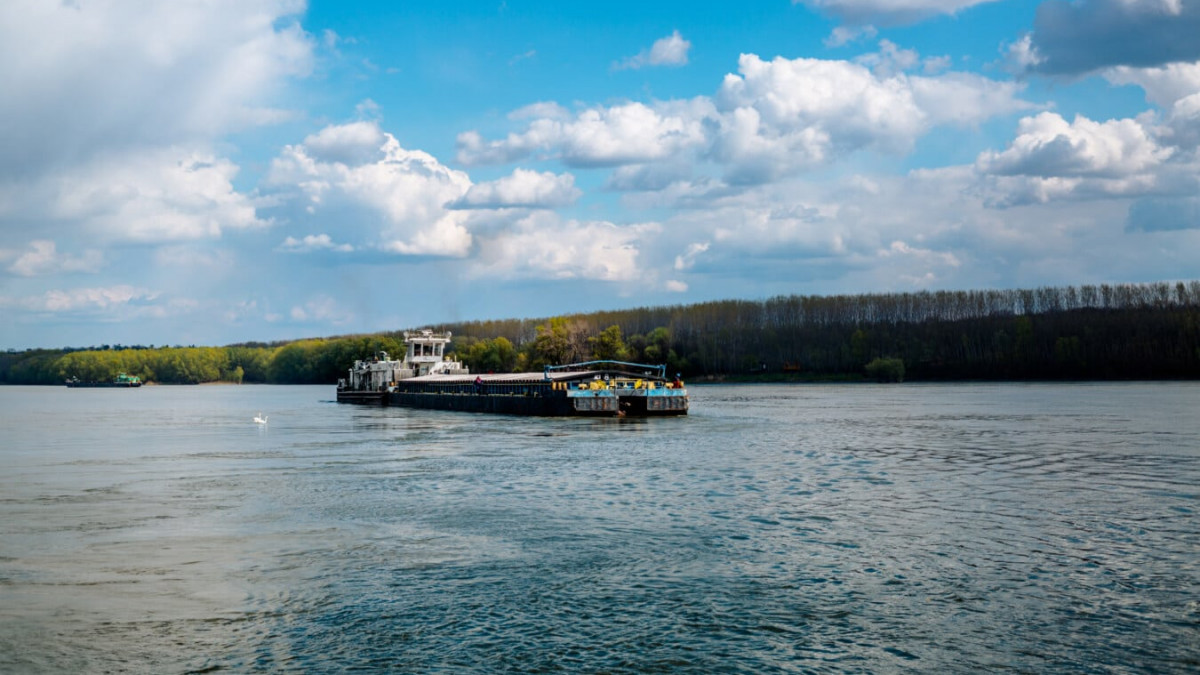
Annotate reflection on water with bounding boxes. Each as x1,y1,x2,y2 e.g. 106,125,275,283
1,383,1198,672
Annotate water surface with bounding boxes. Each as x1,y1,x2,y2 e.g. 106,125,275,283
1,383,1197,672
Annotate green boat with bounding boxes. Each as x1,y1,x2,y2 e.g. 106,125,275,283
65,372,143,388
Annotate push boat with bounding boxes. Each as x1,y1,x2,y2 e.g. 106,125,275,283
336,330,688,417
65,372,142,388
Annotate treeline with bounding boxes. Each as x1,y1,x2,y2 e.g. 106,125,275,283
431,281,1200,381
3,281,1199,385
0,336,406,386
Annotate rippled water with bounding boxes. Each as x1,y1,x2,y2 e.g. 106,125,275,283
1,383,1197,673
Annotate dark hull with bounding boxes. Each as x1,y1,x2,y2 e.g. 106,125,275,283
65,382,141,388
387,391,614,416
335,390,386,404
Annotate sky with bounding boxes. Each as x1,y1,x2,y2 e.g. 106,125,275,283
2,0,1199,349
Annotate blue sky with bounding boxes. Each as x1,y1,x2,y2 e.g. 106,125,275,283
2,0,1199,349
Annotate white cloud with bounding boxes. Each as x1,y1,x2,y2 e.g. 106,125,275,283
267,121,474,256
1104,62,1200,107
615,30,691,70
458,100,711,167
453,169,581,209
715,54,923,151
7,240,102,277
473,212,656,282
664,280,689,292
14,146,269,243
713,53,1029,182
279,234,354,253
1165,92,1200,148
971,112,1186,207
908,72,1034,125
795,0,1001,26
459,52,1029,186
0,0,313,179
1004,34,1044,73
977,112,1172,178
879,240,961,270
673,242,710,271
299,121,388,165
0,285,158,314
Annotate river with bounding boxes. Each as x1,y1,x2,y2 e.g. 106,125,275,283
1,383,1197,673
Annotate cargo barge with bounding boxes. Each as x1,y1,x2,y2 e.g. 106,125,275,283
336,330,687,417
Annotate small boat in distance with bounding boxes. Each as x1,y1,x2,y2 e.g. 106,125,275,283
65,372,143,388
336,330,687,417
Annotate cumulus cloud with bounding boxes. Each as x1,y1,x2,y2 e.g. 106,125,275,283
2,147,269,243
473,212,656,282
977,112,1172,178
714,53,1030,182
459,52,1029,186
299,121,388,165
972,111,1185,207
615,30,691,70
1104,62,1200,107
266,121,473,256
457,100,712,167
0,0,313,179
714,54,923,158
1025,0,1200,75
453,169,581,209
795,0,1001,26
6,240,102,277
1164,92,1200,148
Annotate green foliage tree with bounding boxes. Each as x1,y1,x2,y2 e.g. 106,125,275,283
588,325,628,361
268,341,321,383
865,357,905,382
529,318,573,369
463,337,518,373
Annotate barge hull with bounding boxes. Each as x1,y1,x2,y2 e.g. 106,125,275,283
335,390,386,404
387,391,615,416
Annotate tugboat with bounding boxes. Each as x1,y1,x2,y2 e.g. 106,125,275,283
65,372,143,388
336,330,687,417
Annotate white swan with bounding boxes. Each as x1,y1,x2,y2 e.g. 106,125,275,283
254,413,268,425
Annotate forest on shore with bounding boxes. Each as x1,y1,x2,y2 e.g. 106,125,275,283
3,281,1199,385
